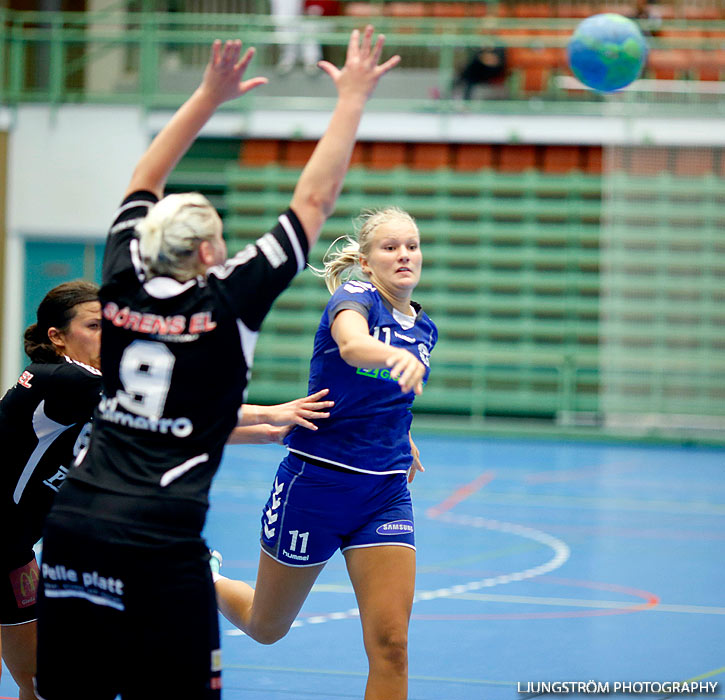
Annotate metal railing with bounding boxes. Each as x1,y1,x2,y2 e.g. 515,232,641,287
3,8,725,114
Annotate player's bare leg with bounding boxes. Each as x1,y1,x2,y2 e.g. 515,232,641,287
1,620,37,700
344,545,415,700
215,551,325,644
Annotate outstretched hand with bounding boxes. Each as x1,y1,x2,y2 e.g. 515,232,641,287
317,25,401,101
264,389,334,430
386,348,426,396
407,433,425,484
200,39,268,105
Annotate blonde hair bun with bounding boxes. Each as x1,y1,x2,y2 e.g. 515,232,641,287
136,193,221,282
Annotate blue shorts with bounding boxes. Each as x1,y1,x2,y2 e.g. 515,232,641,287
260,453,415,567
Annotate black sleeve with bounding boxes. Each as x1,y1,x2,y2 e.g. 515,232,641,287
43,364,103,426
102,190,159,286
206,208,309,331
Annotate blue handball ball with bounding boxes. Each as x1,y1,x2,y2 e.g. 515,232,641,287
567,13,648,92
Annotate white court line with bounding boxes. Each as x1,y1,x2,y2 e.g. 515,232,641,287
225,513,570,636
413,513,570,603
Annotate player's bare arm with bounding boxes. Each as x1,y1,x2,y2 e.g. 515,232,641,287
125,39,267,198
331,309,425,395
290,26,400,248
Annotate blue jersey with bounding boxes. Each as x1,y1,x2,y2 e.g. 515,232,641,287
285,280,437,475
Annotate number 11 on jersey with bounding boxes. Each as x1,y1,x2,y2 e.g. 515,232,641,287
373,326,391,344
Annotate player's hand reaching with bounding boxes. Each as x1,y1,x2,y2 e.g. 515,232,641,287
317,25,401,103
386,348,426,395
407,433,425,483
199,39,268,106
263,389,334,430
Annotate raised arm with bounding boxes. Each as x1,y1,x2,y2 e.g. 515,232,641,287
331,310,426,395
125,40,267,198
290,26,400,248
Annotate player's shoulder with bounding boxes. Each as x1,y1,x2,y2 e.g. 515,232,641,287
331,280,378,301
418,306,436,326
418,308,438,337
109,190,158,232
48,358,102,384
8,360,98,400
339,280,376,295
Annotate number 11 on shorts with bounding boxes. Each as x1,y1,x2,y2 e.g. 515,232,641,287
288,530,309,554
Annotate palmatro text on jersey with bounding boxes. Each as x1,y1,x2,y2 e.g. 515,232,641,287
97,395,193,437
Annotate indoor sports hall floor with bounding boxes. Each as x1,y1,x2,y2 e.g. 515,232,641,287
2,434,724,699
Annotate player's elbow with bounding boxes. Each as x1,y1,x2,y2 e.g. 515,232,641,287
337,342,358,368
291,187,336,222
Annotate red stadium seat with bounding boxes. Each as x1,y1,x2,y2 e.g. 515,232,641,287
673,149,714,176
349,142,367,167
498,144,537,172
542,145,581,173
454,144,494,171
583,146,602,174
285,141,318,167
240,139,282,165
411,143,451,170
627,147,670,176
508,47,558,93
554,2,596,18
304,0,340,14
512,3,553,17
646,49,692,81
343,2,384,16
429,2,467,16
369,142,407,169
692,50,725,81
385,2,427,15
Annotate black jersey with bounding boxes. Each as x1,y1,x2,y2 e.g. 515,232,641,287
64,190,308,537
0,359,101,550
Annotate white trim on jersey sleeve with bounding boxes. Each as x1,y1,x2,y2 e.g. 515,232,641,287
13,401,73,504
143,275,197,299
237,319,259,402
109,217,145,236
256,232,288,269
160,452,209,487
236,319,259,371
206,244,258,281
116,198,153,218
279,213,306,273
129,238,146,281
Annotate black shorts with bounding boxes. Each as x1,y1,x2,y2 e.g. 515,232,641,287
0,550,39,625
35,512,221,700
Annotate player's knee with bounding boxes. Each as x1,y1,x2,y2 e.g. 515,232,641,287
370,629,408,673
11,672,36,700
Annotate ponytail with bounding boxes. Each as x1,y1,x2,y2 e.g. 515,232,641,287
310,236,362,293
